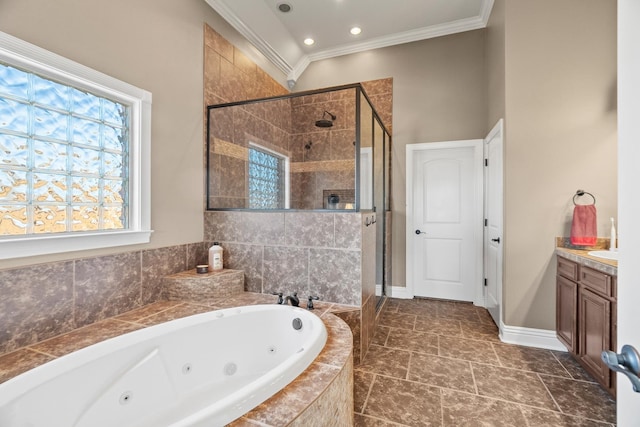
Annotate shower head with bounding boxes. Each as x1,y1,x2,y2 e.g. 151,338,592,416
315,111,336,128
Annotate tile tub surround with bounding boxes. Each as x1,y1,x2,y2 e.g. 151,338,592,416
0,293,355,427
0,242,207,355
163,268,244,301
355,298,616,426
205,210,378,364
204,211,363,306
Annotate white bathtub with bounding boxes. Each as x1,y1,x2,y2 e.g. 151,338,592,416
0,304,327,427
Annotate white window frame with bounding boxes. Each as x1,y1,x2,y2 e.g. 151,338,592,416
0,31,152,259
248,142,290,209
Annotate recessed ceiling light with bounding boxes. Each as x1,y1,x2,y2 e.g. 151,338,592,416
277,3,292,13
304,38,315,46
350,27,362,35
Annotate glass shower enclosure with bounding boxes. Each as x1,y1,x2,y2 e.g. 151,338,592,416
206,83,391,307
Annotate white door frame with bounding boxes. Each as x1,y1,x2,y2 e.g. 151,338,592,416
406,140,485,306
484,119,504,327
617,0,640,421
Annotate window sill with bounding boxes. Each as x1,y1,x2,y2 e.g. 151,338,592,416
0,230,153,260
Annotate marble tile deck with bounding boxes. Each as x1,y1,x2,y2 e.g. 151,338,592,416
356,297,617,427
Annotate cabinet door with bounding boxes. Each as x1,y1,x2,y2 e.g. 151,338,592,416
557,275,578,352
578,287,611,387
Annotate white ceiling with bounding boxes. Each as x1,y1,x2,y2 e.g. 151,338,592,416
205,0,494,87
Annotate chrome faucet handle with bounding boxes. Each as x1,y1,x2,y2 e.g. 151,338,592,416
270,291,284,304
307,296,319,310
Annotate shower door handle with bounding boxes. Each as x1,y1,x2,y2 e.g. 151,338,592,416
601,344,640,393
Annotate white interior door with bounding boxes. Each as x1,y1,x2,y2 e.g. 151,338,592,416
407,141,483,302
616,1,640,422
484,119,504,326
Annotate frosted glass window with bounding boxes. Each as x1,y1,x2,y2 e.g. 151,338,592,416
248,145,286,209
0,61,129,236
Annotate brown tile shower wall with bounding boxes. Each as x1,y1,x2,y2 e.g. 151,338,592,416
0,243,207,356
204,25,288,106
204,211,363,306
204,25,290,209
290,91,357,209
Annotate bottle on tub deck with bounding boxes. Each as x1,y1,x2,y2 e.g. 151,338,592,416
208,242,224,271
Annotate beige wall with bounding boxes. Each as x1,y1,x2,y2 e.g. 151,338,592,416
0,0,286,269
296,1,617,331
486,0,506,129
503,0,617,328
294,31,488,290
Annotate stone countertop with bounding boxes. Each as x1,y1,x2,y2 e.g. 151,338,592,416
555,247,618,276
0,293,356,427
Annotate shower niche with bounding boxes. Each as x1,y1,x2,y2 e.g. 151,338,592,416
205,83,390,214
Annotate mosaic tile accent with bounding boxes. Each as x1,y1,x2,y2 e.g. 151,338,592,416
290,159,355,173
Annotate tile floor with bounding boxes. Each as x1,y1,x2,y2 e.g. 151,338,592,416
355,298,617,426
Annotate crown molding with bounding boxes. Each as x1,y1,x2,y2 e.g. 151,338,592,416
480,0,496,26
308,15,487,63
204,0,293,76
288,14,488,85
206,0,495,88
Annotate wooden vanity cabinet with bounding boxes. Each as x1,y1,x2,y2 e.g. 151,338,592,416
556,256,617,396
556,275,578,352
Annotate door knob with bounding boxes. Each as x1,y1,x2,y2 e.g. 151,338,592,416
415,229,426,235
601,344,640,393
491,237,501,243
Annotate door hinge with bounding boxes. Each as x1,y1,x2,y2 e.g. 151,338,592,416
484,278,488,287
484,218,488,226
484,158,488,166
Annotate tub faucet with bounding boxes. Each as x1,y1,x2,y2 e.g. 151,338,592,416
270,292,284,304
284,292,300,307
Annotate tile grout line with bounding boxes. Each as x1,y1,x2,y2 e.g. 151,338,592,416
516,404,534,427
406,351,413,381
358,373,377,415
549,349,578,380
489,341,503,367
536,372,563,414
469,360,479,395
439,386,445,427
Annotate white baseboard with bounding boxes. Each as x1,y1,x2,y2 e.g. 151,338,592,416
387,285,413,299
499,322,567,351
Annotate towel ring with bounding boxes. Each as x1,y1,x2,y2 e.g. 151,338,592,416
573,190,596,205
